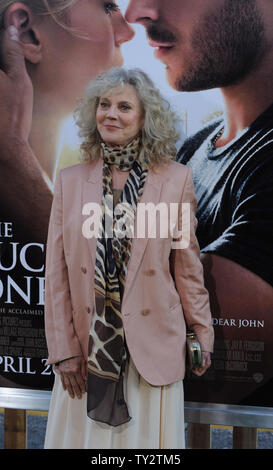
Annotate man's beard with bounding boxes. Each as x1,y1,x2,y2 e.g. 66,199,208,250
176,0,266,92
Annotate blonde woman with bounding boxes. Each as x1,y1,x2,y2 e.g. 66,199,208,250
44,67,214,449
0,0,134,242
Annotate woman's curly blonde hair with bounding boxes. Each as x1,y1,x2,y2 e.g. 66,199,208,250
74,67,182,168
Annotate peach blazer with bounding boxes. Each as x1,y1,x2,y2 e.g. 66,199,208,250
44,158,214,386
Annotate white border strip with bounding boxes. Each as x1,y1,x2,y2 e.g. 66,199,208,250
1,388,273,429
185,401,273,429
0,388,51,412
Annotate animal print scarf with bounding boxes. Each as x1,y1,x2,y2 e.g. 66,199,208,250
87,138,148,426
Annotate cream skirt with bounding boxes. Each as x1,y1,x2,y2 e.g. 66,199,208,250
44,357,185,449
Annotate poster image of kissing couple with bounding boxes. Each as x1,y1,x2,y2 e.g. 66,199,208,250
0,0,272,407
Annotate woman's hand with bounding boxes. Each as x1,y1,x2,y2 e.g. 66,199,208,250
0,26,53,242
192,351,211,377
0,26,33,142
54,356,87,399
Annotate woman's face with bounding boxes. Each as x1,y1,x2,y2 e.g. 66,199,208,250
96,84,144,147
32,1,135,111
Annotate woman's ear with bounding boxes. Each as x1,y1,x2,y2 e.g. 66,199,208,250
4,2,42,64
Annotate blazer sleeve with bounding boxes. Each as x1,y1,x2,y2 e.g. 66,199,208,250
44,170,83,365
170,167,214,353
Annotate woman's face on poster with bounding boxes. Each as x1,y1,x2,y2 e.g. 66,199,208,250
4,0,135,111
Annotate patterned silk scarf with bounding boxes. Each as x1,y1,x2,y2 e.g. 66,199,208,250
87,139,148,426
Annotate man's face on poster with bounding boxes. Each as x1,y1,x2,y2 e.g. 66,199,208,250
125,0,266,92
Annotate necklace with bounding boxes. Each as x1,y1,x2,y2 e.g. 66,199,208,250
210,126,224,149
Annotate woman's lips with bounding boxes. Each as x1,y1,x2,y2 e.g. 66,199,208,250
104,124,121,130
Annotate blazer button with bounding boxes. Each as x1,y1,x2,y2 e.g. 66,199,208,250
141,309,150,316
86,306,91,314
81,266,87,274
144,269,156,276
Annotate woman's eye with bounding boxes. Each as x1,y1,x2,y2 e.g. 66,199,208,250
100,102,109,108
104,2,119,15
120,105,130,111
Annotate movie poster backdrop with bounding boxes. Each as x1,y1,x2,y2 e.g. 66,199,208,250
0,1,272,408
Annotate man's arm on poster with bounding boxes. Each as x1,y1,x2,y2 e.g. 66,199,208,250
201,253,273,321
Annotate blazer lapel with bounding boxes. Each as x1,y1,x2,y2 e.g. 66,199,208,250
122,168,165,303
81,159,103,268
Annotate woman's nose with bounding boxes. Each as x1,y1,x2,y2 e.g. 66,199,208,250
106,106,118,119
113,10,135,46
